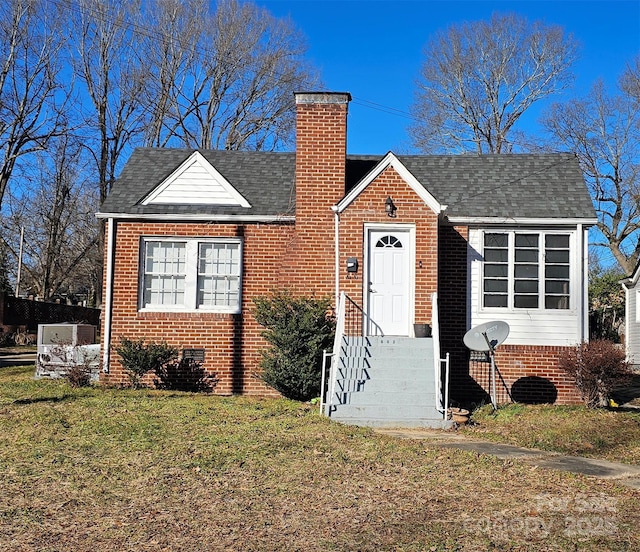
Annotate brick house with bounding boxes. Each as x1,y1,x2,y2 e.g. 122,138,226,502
97,91,596,416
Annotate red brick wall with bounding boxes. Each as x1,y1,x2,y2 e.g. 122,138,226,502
101,220,293,395
438,223,582,406
470,345,582,405
339,165,439,325
101,94,351,395
284,94,349,296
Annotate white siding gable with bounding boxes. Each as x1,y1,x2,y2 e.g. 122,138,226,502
141,151,251,207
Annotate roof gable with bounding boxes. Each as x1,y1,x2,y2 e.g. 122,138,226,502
337,152,446,214
141,151,251,208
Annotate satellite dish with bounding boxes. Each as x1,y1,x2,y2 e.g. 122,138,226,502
463,321,510,352
463,321,510,411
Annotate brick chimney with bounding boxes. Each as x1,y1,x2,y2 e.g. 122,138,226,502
294,92,350,216
290,92,350,295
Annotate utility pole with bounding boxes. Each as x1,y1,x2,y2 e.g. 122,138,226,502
15,226,24,297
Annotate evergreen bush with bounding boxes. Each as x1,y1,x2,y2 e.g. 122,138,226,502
115,337,178,388
254,290,335,401
154,358,218,392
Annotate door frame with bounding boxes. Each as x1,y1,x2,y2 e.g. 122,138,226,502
363,223,416,336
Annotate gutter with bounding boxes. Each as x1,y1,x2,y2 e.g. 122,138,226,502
445,216,598,226
95,212,295,223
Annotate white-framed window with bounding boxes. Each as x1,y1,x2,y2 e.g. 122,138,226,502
482,231,571,310
141,237,242,313
636,289,640,323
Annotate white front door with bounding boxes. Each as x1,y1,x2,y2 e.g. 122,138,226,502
367,229,412,336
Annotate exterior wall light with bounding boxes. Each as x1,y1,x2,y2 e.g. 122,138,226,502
385,196,397,217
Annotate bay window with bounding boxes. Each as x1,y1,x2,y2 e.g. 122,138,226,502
482,231,570,310
141,238,242,312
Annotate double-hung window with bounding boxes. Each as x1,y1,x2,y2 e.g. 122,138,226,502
482,231,570,310
141,238,242,312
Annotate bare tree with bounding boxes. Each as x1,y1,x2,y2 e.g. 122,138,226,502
543,67,640,274
3,135,100,302
621,57,640,103
71,0,148,204
140,0,205,147
0,0,68,208
411,13,579,154
144,0,318,150
68,0,150,306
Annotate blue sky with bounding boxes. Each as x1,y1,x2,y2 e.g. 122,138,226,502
254,0,640,154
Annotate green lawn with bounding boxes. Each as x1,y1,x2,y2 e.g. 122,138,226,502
1,365,639,551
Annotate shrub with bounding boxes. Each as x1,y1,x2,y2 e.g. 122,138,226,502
558,339,633,408
254,290,335,401
65,363,93,388
154,358,218,392
115,338,178,388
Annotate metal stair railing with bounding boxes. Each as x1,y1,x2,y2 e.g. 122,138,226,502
322,291,450,421
431,291,450,420
321,292,369,415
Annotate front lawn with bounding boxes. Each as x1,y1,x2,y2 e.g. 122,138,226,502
465,403,640,465
1,365,639,551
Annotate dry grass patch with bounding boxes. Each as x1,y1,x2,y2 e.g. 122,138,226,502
0,366,639,551
465,403,640,465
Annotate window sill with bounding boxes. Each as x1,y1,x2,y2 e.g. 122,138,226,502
137,309,241,319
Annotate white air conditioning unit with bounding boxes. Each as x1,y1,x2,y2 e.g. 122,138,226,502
36,323,100,380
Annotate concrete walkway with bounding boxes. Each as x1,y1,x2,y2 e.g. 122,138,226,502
375,427,640,490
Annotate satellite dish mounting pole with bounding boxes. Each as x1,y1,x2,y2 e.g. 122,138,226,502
482,331,498,411
463,321,509,413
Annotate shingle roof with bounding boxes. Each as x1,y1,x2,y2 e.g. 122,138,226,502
396,153,595,220
98,148,595,222
98,148,296,217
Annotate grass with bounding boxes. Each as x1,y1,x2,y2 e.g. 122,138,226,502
1,365,639,551
465,404,640,465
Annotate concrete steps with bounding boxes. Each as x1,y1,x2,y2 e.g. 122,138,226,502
327,336,451,429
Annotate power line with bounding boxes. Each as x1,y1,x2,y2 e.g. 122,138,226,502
351,97,415,121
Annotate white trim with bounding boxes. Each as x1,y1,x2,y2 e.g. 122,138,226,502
580,224,589,341
622,262,640,288
478,229,576,313
102,218,116,373
625,284,631,359
141,151,251,207
629,286,636,361
96,213,294,223
363,222,416,336
448,216,597,226
139,236,243,314
336,152,446,215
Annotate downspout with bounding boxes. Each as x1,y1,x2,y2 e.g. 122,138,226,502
102,218,116,373
332,206,340,307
